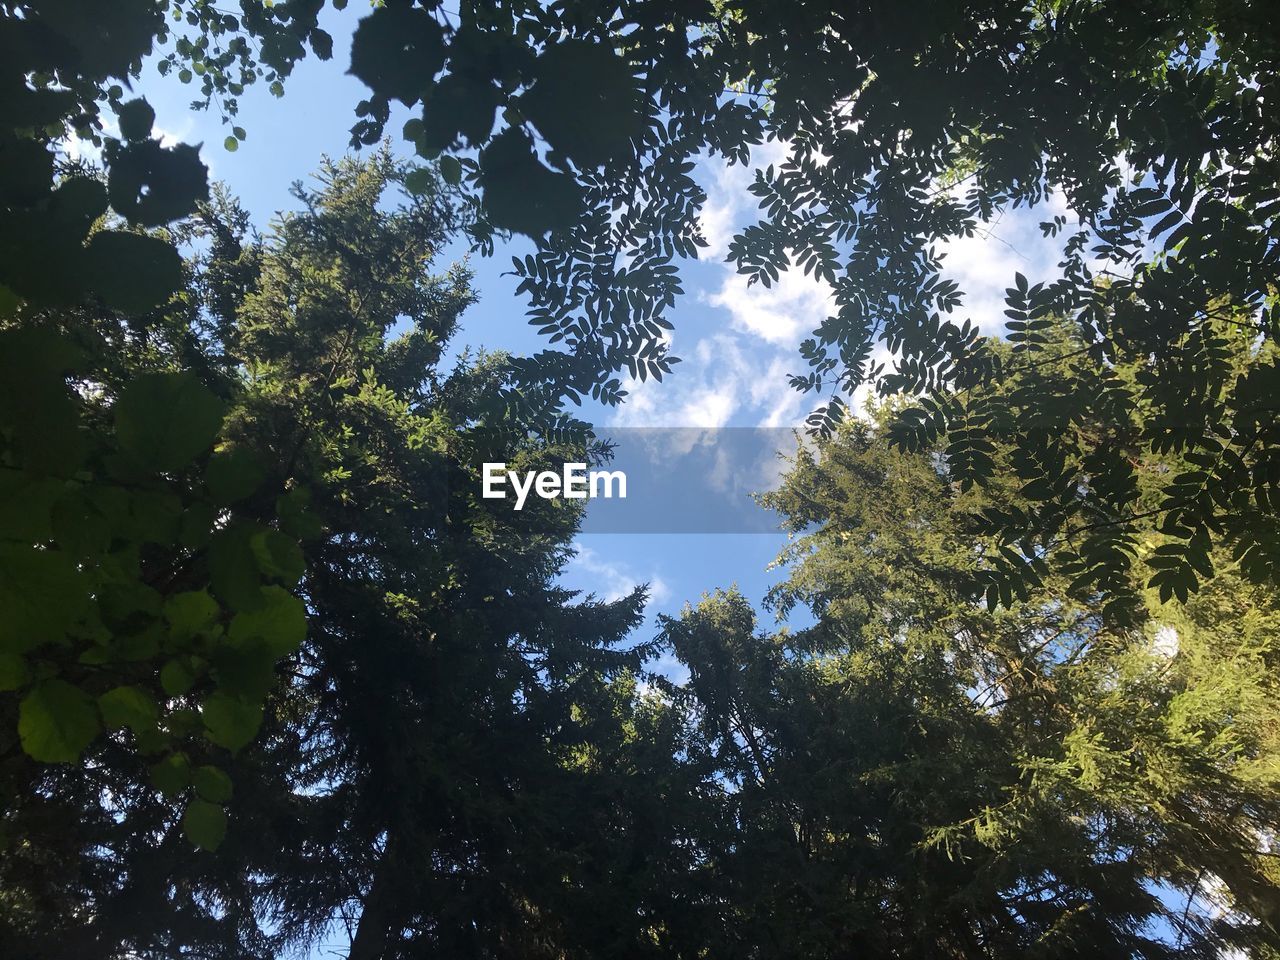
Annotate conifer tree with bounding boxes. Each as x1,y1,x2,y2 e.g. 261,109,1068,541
1,154,704,960
657,330,1280,958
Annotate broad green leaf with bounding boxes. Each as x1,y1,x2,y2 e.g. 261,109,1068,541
208,523,266,611
19,679,101,763
0,471,62,541
98,685,160,732
404,167,435,195
0,652,28,691
277,489,324,541
30,0,157,78
0,328,87,475
49,177,109,235
180,500,219,549
349,6,445,104
114,371,225,472
229,586,306,656
0,284,18,317
150,752,191,796
128,488,184,544
106,140,208,226
192,764,233,803
164,590,220,640
0,544,89,654
418,73,501,152
116,98,155,141
83,231,184,315
183,798,227,851
201,693,262,752
96,578,163,631
205,446,266,504
438,155,462,186
250,530,305,586
519,40,643,168
479,129,582,237
160,658,198,696
211,638,277,701
50,491,114,557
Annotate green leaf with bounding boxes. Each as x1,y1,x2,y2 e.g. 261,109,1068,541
0,329,87,475
160,657,199,696
114,371,225,472
128,489,183,544
19,679,101,763
418,73,502,152
180,500,218,549
0,544,89,655
0,652,29,691
150,752,191,796
183,798,227,851
98,685,160,732
0,471,61,541
439,155,462,186
348,6,445,104
479,128,583,237
51,491,114,557
277,489,324,540
164,590,221,641
211,636,277,702
97,578,162,631
519,40,644,168
107,141,208,226
404,167,434,195
192,764,233,803
224,135,239,152
229,586,306,657
205,446,265,504
83,231,183,315
250,530,305,586
201,693,262,752
116,98,155,141
208,523,266,611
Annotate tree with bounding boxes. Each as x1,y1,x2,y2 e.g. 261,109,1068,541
159,0,1280,612
1,139,307,860
1,0,324,834
651,370,1280,958
2,153,714,960
9,0,1280,619
6,3,1280,956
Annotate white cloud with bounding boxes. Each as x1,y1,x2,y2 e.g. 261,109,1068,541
697,142,836,347
699,140,788,260
937,186,1075,335
632,147,1088,438
610,332,814,429
645,651,691,687
706,267,834,346
564,544,670,609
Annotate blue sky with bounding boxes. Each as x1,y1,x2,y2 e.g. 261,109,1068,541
123,4,1075,677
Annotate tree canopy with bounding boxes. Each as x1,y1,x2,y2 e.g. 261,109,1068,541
3,1,1280,957
2,150,697,959
4,0,1280,607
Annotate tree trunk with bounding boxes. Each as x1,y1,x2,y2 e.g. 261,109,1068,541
348,833,402,960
